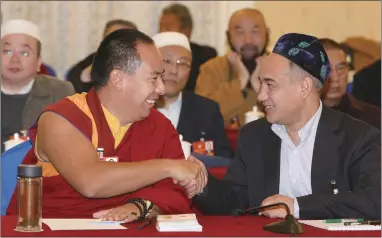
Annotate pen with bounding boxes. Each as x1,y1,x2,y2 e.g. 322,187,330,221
137,219,152,230
331,180,338,195
323,218,364,223
344,220,381,226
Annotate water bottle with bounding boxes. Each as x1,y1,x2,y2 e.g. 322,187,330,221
15,164,43,232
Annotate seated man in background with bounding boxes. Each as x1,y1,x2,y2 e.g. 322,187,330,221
66,19,137,93
7,29,207,221
1,19,74,152
152,32,234,158
352,59,381,108
159,3,217,92
193,33,381,220
319,38,381,130
195,8,269,126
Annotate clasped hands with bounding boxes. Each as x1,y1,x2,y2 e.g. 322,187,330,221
227,51,266,92
171,155,208,198
92,156,208,222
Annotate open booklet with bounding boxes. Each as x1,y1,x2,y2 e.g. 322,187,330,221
299,220,381,231
156,214,203,232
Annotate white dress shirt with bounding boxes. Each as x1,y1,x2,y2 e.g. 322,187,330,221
271,101,323,218
1,79,35,95
157,92,183,129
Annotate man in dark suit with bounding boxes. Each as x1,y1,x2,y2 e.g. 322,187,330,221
159,3,217,92
191,33,381,220
319,38,381,130
66,19,138,93
352,59,381,108
152,32,233,158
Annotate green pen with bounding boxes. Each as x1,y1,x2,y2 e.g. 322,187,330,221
323,218,364,223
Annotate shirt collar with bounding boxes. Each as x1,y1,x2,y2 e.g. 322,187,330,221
272,100,323,145
161,92,183,111
1,79,35,95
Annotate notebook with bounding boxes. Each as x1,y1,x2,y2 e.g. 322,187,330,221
156,214,203,232
299,220,381,231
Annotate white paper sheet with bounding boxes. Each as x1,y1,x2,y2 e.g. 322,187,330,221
42,218,128,231
299,220,381,231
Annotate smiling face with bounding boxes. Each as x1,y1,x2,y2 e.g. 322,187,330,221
1,33,41,83
118,43,165,121
159,45,191,98
256,53,306,126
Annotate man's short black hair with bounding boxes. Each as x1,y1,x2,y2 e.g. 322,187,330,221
91,29,154,89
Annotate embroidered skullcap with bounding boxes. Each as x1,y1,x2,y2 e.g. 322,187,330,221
272,33,331,83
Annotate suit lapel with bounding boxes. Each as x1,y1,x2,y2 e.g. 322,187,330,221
311,107,341,194
176,91,190,133
263,128,282,196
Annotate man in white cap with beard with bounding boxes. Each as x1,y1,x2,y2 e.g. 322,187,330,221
1,19,75,151
152,32,233,158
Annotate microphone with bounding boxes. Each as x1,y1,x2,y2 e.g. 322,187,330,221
232,202,304,235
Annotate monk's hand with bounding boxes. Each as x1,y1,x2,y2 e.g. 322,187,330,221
179,155,208,198
259,194,294,219
227,51,249,90
169,157,207,198
92,203,140,223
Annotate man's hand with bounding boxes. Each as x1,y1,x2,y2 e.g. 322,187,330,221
93,203,140,223
249,56,266,94
179,155,208,198
169,157,207,198
227,51,249,89
259,194,294,219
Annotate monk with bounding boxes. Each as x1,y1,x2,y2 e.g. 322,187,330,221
7,29,207,222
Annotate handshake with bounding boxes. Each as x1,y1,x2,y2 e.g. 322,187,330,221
169,155,208,198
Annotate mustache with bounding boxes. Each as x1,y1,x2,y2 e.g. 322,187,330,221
240,44,259,56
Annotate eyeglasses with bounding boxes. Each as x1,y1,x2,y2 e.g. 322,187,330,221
2,49,36,58
163,58,190,70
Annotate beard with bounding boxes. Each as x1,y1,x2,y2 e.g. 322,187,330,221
227,33,269,75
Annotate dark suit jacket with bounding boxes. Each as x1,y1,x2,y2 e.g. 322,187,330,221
23,75,75,129
66,53,96,93
352,59,381,108
332,94,381,130
177,91,234,158
194,106,381,219
185,42,217,92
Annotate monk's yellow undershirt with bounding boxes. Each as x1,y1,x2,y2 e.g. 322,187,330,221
101,105,132,149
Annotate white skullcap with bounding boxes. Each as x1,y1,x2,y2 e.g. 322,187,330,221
152,32,191,52
1,19,41,42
